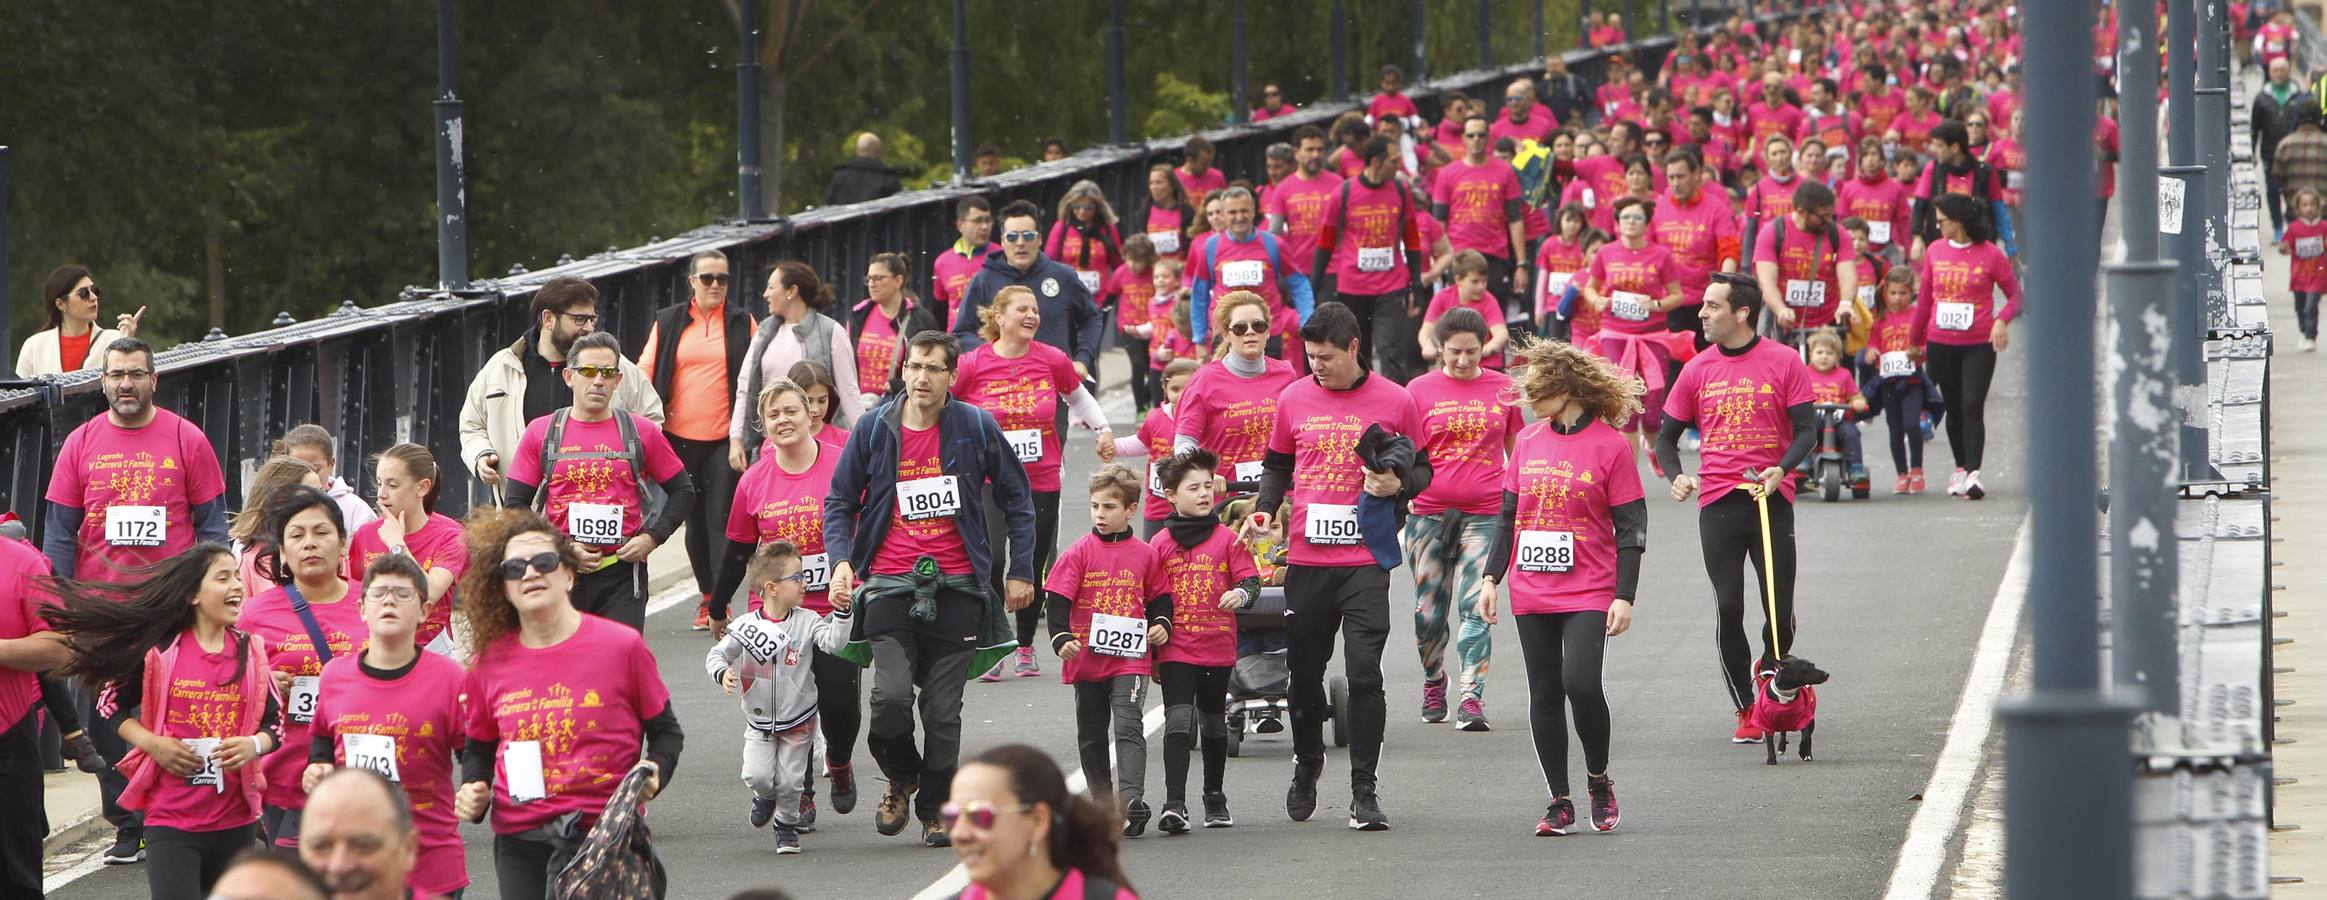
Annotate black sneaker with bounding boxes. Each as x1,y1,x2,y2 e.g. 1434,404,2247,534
1287,761,1321,822
63,731,110,775
1535,797,1578,836
749,796,776,828
798,785,818,832
920,819,952,848
773,822,802,854
875,779,916,836
1202,791,1235,828
1122,798,1151,837
828,763,858,814
102,830,144,865
1156,802,1191,834
1348,789,1389,831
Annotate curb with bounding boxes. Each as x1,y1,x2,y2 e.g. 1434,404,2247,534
43,805,107,856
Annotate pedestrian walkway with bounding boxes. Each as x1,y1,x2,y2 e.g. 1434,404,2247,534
2261,228,2327,894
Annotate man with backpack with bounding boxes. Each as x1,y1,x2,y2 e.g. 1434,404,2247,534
1312,136,1429,382
1752,180,1862,341
1188,186,1316,355
1907,120,2016,264
505,331,699,630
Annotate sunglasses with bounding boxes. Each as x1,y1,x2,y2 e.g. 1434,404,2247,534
497,551,563,581
1226,320,1270,336
939,801,1036,831
695,273,731,285
570,365,623,380
1001,230,1042,244
74,285,102,301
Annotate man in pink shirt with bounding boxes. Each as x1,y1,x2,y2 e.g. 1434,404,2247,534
1752,180,1859,337
1431,116,1531,321
1265,125,1345,278
1745,72,1806,153
932,197,997,324
1489,78,1558,147
1651,151,1743,346
1176,136,1229,211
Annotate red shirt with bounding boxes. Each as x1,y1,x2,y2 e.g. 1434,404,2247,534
1315,177,1426,296
313,651,470,895
1149,523,1258,668
1501,419,1644,614
1585,240,1684,334
1752,218,1854,330
1662,339,1814,507
140,631,267,832
1652,189,1743,303
2286,217,2327,293
1836,174,1912,250
952,342,1084,492
1132,406,1175,521
46,408,229,582
726,442,843,613
0,541,50,729
463,616,671,835
59,330,92,372
853,299,904,396
1912,240,2023,347
932,243,998,322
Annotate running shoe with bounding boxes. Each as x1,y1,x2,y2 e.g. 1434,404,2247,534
798,785,817,832
1421,677,1449,724
920,819,952,848
1964,470,1986,500
1348,789,1390,831
1455,697,1490,732
1535,797,1578,836
1893,474,1913,495
1681,428,1703,451
102,830,144,865
1946,468,1968,496
1732,708,1767,744
1909,468,1927,494
828,763,857,814
1122,798,1152,837
977,658,1006,683
1157,802,1191,835
63,730,108,774
1287,760,1321,822
1586,775,1621,832
773,822,803,854
749,796,777,828
2304,336,2318,352
1648,453,1666,479
875,779,916,836
1013,646,1041,678
691,597,712,631
1203,791,1235,828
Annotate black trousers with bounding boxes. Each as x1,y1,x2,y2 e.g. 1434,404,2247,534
1699,490,1797,710
2267,165,2287,232
1341,291,1424,384
1119,329,1154,412
862,593,980,822
146,824,257,900
1883,382,1928,473
1515,611,1611,798
494,829,666,900
1484,253,1528,335
0,712,43,897
664,434,733,600
812,647,861,767
1924,342,1998,472
983,488,1060,649
573,558,648,630
1158,661,1232,803
1284,564,1390,789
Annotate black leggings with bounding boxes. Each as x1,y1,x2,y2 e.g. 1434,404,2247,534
665,434,733,599
1882,383,1927,474
813,647,861,767
1924,342,1997,472
146,824,257,900
1699,490,1797,710
1157,661,1231,803
985,490,1061,648
1120,330,1153,411
1515,611,1611,798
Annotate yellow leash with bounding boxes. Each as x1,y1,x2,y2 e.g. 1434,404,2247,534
1747,478,1784,663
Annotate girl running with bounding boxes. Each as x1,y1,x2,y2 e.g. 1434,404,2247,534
1909,193,2021,500
1864,266,1932,493
1476,337,1648,837
2279,187,2325,350
1113,234,1161,413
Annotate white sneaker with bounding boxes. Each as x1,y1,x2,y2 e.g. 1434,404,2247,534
1963,470,1986,501
2304,336,2318,352
1946,468,1968,496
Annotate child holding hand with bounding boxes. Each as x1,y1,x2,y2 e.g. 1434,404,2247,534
705,541,852,854
1148,449,1260,833
1861,266,1932,494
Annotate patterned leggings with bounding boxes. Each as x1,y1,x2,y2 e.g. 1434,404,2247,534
1401,512,1498,702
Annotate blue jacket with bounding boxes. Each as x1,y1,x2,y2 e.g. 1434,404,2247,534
823,396,1037,589
1188,229,1314,345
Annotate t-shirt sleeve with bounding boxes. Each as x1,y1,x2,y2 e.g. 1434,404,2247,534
1778,353,1815,407
1500,166,1524,202
1429,176,1452,206
462,667,498,742
1662,365,1700,424
724,474,759,543
638,418,686,482
1266,388,1297,455
1606,435,1647,506
1751,222,1782,265
45,429,85,506
430,521,471,578
1477,297,1506,327
1585,251,1608,290
1050,348,1082,388
628,631,673,718
1228,537,1260,583
1042,539,1084,598
505,418,550,486
181,423,228,505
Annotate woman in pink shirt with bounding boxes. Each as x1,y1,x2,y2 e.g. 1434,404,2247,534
786,359,854,454
946,744,1139,900
1909,194,2021,501
236,485,365,846
1582,196,1687,466
1836,141,1912,263
1043,181,1124,301
345,443,467,653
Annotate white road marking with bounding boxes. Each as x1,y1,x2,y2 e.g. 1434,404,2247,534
43,846,110,894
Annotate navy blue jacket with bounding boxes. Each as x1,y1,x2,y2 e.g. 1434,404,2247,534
823,396,1037,588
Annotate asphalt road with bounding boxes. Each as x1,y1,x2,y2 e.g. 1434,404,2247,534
47,349,2031,900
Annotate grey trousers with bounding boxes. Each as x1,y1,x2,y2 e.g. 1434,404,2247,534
741,716,819,827
1074,674,1150,806
865,629,974,823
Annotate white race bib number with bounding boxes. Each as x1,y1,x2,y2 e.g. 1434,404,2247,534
2006,170,2026,190
1147,462,1168,498
1356,246,1396,273
1516,530,1576,574
1220,259,1266,288
2298,237,2324,259
1788,48,1803,65
344,732,401,782
1004,429,1044,464
288,676,320,724
1543,271,1573,299
1879,351,1915,379
185,738,224,793
739,621,787,665
1610,291,1652,322
1087,613,1149,659
566,503,625,545
1076,270,1103,294
1867,220,1892,244
503,740,547,803
897,475,962,521
1785,279,1827,308
1935,301,1977,332
104,505,167,548
1857,285,1877,308
1234,460,1264,483
1304,503,1361,546
1148,230,1181,255
799,552,831,591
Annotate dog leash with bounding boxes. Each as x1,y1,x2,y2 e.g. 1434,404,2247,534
1747,477,1785,666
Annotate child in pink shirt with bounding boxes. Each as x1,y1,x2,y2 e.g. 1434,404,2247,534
1045,466,1172,834
1801,331,1869,488
1420,251,1511,368
2279,188,2326,347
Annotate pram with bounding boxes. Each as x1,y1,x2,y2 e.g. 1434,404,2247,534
1224,585,1349,757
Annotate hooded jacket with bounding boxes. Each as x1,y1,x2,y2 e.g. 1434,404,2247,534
950,250,1105,373
822,396,1037,592
458,331,664,480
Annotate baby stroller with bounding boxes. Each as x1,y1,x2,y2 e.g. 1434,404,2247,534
1224,586,1349,757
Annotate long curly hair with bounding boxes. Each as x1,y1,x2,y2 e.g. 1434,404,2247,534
977,285,1040,344
1511,335,1647,428
458,507,582,657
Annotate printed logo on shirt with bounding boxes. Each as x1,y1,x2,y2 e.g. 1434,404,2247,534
1041,277,1061,298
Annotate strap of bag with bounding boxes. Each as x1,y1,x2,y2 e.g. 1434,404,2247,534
285,581,335,666
533,409,651,523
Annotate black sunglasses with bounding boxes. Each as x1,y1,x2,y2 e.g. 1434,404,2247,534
695,273,731,285
74,285,101,301
497,551,563,581
1227,320,1270,336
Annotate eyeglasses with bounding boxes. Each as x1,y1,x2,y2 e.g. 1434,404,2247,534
1617,213,1649,223
864,273,897,284
559,312,599,327
1505,94,1529,103
1463,131,1489,140
1226,320,1270,336
939,801,1037,831
695,273,731,285
901,362,954,375
570,365,622,380
768,572,807,585
74,285,102,301
497,551,563,581
1643,137,1668,146
1001,230,1041,244
103,368,155,381
364,585,420,603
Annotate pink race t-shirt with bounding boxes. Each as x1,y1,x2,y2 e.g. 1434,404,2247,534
1501,419,1645,614
1429,159,1524,259
346,513,469,650
932,244,999,322
1133,406,1176,521
238,580,366,811
1044,532,1164,683
1911,240,2023,348
46,407,229,582
854,302,901,397
506,412,686,546
869,422,975,576
1263,171,1343,277
1268,374,1425,567
1319,177,1424,297
139,631,266,832
1490,108,1558,147
1806,365,1859,405
1585,240,1683,334
463,616,672,836
1366,91,1420,123
725,442,843,613
1663,339,1814,507
1424,286,1505,328
952,342,1083,492
1651,189,1742,303
1149,524,1258,668
312,651,470,896
2289,218,2327,293
1407,370,1524,515
1836,174,1912,249
1173,358,1299,478
1752,219,1853,330
1175,167,1228,209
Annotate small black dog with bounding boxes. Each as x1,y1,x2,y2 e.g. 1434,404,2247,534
1749,657,1830,765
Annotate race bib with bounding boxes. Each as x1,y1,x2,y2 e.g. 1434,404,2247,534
1934,301,1977,332
424,630,456,658
1220,259,1266,288
1076,270,1103,295
185,738,224,793
1867,221,1892,244
1304,503,1361,546
1087,613,1149,659
1147,461,1168,498
739,621,787,665
1610,291,1652,322
1857,285,1877,307
897,475,962,521
344,732,401,782
1543,271,1574,299
1879,351,1915,379
1234,460,1264,483
566,502,625,545
1515,530,1576,574
1004,428,1044,464
1788,48,1803,65
2006,170,2026,190
1785,279,1827,309
799,552,831,591
1148,230,1181,255
1356,246,1396,273
104,505,167,548
503,740,547,803
2299,236,2324,259
288,676,320,724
